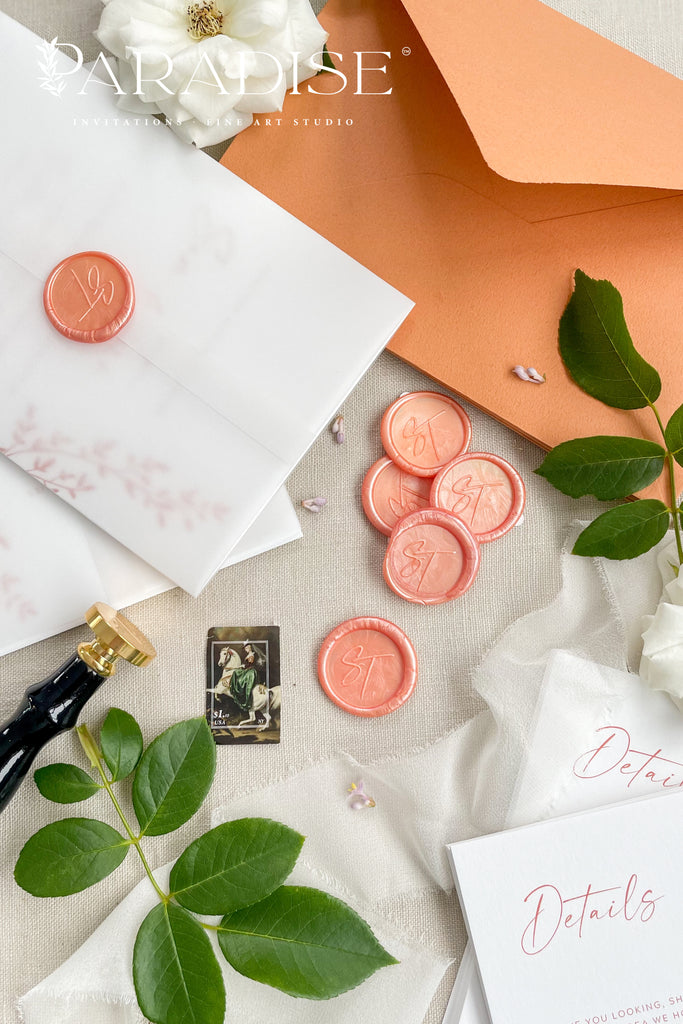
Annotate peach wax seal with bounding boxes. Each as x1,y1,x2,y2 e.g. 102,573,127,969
317,616,418,717
361,457,433,537
384,507,480,605
43,252,135,343
380,391,472,477
430,452,525,543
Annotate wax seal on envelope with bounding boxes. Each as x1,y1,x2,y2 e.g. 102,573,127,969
43,251,135,343
384,508,479,605
362,456,432,536
380,391,471,477
317,616,418,717
430,452,525,543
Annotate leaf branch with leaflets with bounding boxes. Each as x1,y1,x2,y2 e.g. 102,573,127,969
536,269,683,564
15,710,397,1024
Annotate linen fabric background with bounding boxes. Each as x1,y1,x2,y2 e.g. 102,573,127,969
0,1,680,1022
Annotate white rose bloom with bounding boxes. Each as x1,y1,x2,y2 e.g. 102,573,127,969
95,0,328,146
640,538,683,711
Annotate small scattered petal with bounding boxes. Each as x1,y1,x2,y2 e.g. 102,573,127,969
347,780,375,810
301,497,327,513
331,414,344,437
512,365,546,384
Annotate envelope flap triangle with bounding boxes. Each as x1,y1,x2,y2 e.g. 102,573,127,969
401,0,683,188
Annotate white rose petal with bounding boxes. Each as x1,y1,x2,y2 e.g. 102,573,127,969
227,0,289,38
286,0,328,52
119,18,194,60
235,71,287,114
97,0,186,58
156,92,195,124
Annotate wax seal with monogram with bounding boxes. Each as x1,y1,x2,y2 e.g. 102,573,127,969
384,507,480,605
43,251,135,343
380,391,472,477
317,616,418,717
430,452,526,543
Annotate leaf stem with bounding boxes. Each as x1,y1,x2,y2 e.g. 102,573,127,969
76,725,169,905
666,453,683,565
648,401,683,565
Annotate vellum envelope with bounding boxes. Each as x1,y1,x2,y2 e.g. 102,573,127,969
0,13,413,594
224,0,683,501
0,456,301,658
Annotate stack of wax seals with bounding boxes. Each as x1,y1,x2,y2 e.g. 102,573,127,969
362,391,526,605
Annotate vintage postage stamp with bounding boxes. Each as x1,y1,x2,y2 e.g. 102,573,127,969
206,626,281,744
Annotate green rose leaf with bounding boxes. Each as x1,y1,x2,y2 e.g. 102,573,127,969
133,903,225,1024
217,885,399,999
101,707,144,782
34,763,101,803
14,818,129,896
319,43,336,72
169,817,305,915
665,403,683,469
536,436,666,500
132,717,216,836
573,499,670,560
559,270,661,409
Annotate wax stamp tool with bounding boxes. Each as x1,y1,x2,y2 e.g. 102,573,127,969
0,602,156,814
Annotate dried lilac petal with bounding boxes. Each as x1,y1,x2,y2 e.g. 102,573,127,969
513,364,545,384
331,415,344,441
512,365,532,381
347,780,376,809
301,497,327,513
335,430,345,445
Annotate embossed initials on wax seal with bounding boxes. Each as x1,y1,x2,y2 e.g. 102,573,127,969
70,264,115,323
399,538,457,590
448,473,505,519
387,475,430,518
340,644,394,699
43,252,135,344
402,410,445,459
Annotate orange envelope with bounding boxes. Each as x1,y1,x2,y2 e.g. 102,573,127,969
223,0,683,499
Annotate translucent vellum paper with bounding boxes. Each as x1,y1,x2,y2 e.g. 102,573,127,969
0,13,412,594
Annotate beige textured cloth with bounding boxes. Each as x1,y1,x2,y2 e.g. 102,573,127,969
0,1,679,1021
0,350,609,1024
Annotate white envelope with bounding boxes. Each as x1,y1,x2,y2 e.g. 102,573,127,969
0,452,301,657
0,13,413,594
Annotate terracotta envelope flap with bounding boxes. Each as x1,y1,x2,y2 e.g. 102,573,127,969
401,0,683,188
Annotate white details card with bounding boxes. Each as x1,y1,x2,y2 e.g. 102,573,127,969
448,786,683,1024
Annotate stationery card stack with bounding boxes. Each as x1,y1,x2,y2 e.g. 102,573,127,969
449,789,683,1024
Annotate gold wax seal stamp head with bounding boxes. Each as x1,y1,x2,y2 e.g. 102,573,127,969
78,602,157,678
